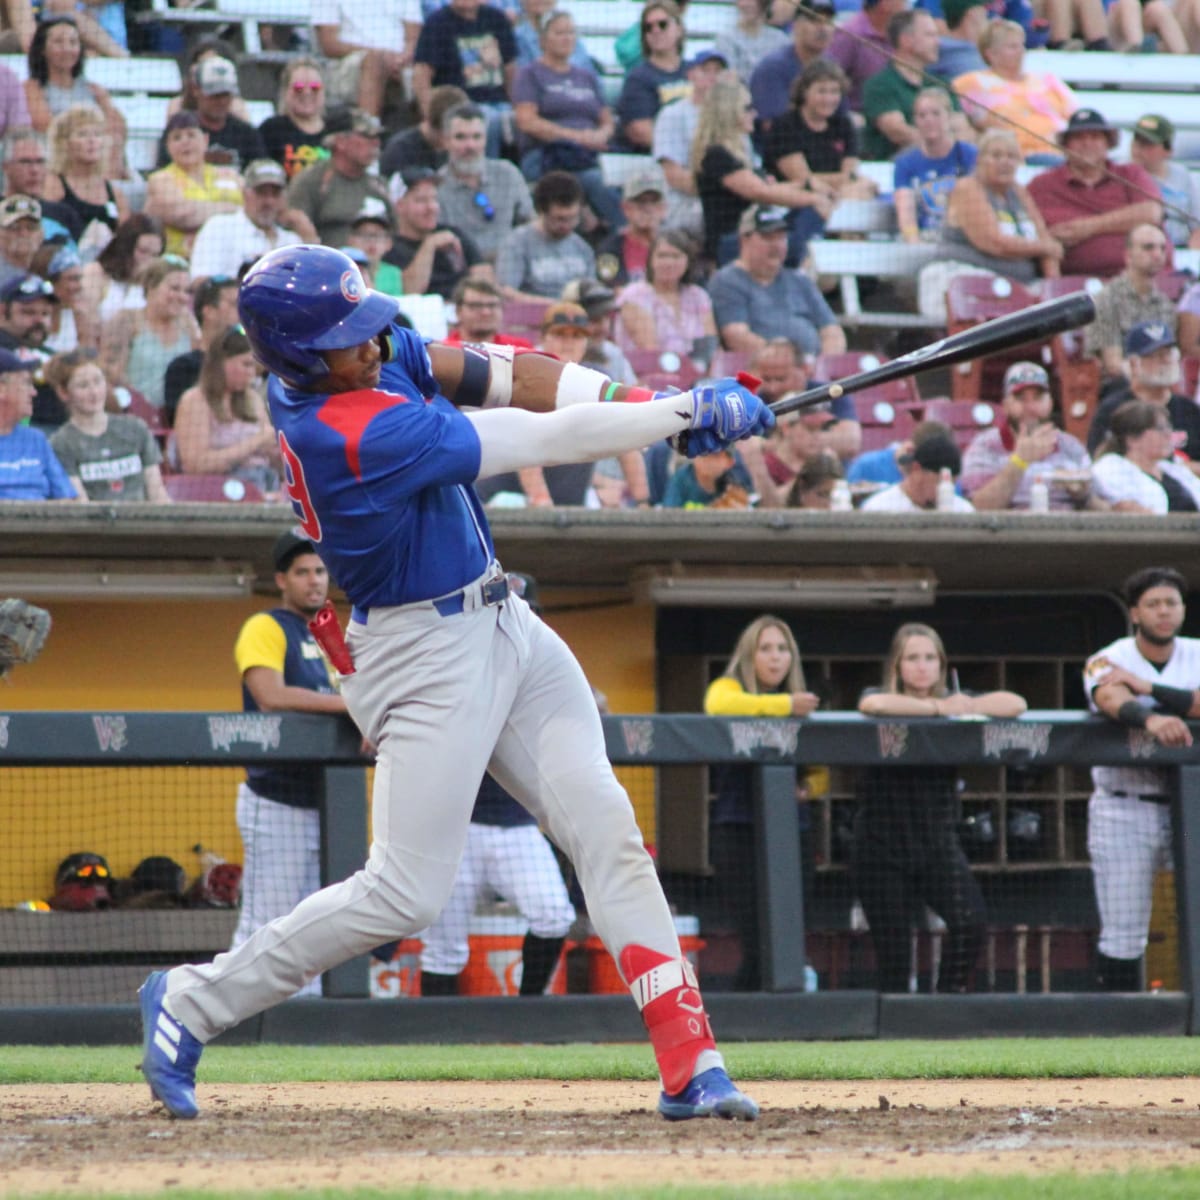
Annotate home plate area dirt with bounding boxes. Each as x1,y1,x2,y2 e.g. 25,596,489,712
5,1080,1200,1194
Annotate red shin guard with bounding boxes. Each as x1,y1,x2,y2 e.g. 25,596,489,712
619,943,716,1094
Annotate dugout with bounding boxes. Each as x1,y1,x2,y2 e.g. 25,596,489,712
2,505,1200,1041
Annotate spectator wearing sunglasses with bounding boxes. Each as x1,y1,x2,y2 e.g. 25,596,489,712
188,159,311,285
435,102,532,263
0,272,74,430
259,58,330,182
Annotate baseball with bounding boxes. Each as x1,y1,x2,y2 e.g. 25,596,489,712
829,384,844,399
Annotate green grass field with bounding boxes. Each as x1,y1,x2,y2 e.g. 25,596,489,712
7,1040,1200,1199
5,1037,1200,1085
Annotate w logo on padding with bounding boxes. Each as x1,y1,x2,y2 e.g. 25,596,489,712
93,715,127,752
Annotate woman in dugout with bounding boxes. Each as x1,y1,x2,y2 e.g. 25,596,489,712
172,324,281,497
856,623,1027,993
920,128,1061,323
692,74,824,267
704,615,820,991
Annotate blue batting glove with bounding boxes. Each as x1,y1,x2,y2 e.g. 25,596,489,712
669,380,775,458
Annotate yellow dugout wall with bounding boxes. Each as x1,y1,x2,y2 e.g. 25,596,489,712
0,595,658,908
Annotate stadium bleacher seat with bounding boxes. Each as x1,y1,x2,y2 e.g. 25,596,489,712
1039,277,1104,441
163,474,265,502
944,276,1043,402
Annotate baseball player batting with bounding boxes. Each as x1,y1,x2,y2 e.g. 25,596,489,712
1084,565,1200,991
138,244,769,1123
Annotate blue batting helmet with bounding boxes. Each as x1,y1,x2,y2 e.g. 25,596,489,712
237,245,400,389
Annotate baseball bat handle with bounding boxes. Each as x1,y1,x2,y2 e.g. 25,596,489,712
769,292,1096,418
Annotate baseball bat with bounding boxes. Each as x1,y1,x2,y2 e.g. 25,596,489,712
770,291,1096,418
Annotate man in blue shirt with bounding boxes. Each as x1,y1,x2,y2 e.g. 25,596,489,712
137,245,771,1126
0,347,76,500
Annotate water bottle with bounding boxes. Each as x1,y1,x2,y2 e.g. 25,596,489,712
1029,479,1050,513
830,480,852,511
935,467,955,512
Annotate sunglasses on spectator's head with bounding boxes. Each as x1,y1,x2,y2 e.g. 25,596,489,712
473,191,495,221
70,863,110,881
292,81,323,92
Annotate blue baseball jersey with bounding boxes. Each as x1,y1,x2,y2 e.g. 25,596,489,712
267,323,495,608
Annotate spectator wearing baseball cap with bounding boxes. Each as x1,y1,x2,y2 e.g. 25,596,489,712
384,164,482,299
346,205,402,296
0,273,63,429
156,56,266,175
593,164,667,288
960,361,1106,511
1029,108,1163,278
0,194,44,293
187,158,311,284
860,434,976,512
952,21,1077,163
229,526,349,996
0,344,76,500
1129,115,1200,251
714,0,788,86
708,202,845,358
749,0,836,130
651,47,727,241
1088,321,1200,464
287,106,393,249
146,112,244,259
560,277,638,386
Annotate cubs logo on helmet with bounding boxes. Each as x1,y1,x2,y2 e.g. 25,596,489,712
237,245,400,389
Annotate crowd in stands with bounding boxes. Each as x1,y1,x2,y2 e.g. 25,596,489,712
1,0,1200,510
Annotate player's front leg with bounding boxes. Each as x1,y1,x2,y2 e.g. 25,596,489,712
486,610,759,1120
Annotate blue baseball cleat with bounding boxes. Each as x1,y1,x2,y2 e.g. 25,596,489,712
139,970,202,1119
658,1067,760,1121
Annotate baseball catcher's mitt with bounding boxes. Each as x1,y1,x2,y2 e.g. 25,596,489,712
0,599,50,677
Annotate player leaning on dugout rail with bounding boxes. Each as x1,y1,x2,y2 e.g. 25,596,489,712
138,244,773,1126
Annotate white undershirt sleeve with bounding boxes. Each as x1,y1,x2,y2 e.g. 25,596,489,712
468,395,696,480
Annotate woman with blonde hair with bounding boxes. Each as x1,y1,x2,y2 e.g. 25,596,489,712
172,325,281,495
99,255,199,412
856,622,1026,993
259,56,329,181
692,74,822,266
921,127,1061,322
704,614,820,990
41,104,128,255
24,16,126,176
952,21,1076,162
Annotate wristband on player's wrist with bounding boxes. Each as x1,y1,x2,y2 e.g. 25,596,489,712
1117,699,1150,728
1151,683,1194,716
